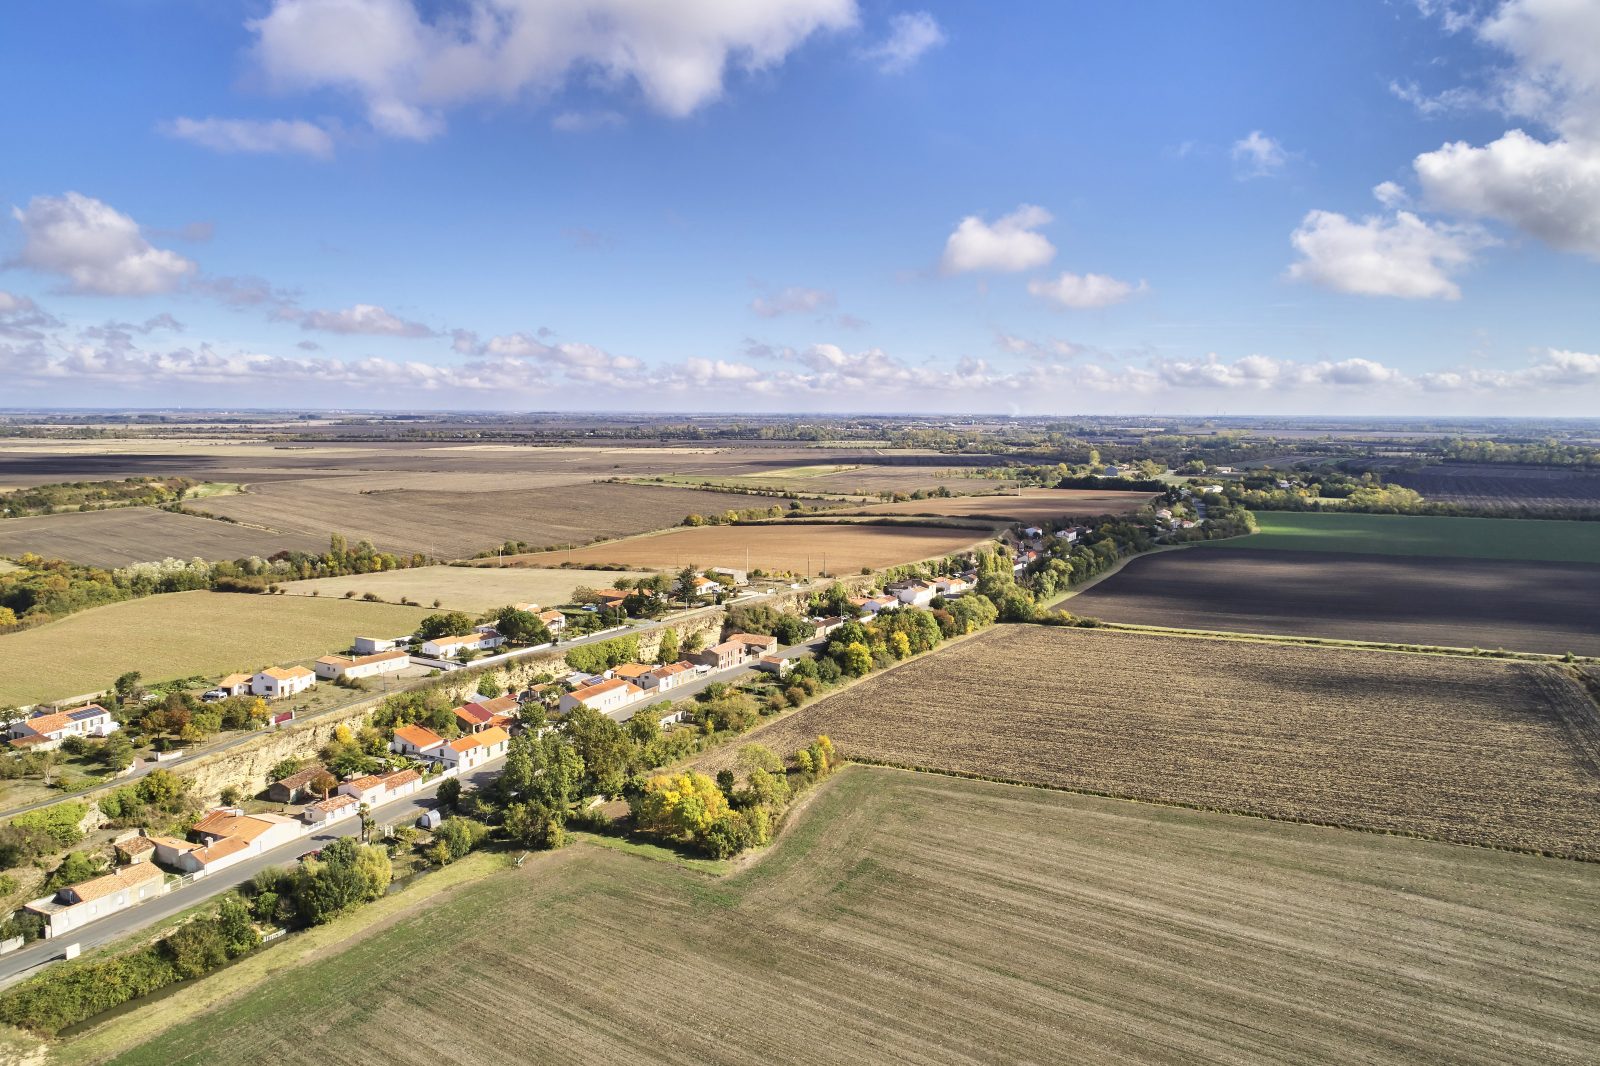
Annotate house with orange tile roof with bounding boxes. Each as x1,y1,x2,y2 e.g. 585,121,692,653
23,861,166,938
437,726,510,771
166,808,301,875
641,660,698,693
391,723,445,758
558,677,645,716
313,648,409,682
216,673,253,697
453,703,496,733
267,763,332,804
538,608,567,634
419,627,504,659
8,703,118,750
251,665,316,699
302,792,360,826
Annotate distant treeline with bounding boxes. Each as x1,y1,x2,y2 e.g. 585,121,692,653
0,477,201,518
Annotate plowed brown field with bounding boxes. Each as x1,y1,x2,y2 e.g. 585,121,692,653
705,626,1600,858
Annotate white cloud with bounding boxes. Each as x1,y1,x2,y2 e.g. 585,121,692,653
1414,128,1600,257
247,0,858,138
296,303,436,337
1387,78,1484,118
861,11,944,73
460,330,643,383
1027,271,1146,309
1477,0,1600,138
7,192,197,296
0,291,62,340
750,285,835,317
1372,180,1410,208
160,116,335,158
1286,208,1488,299
1231,130,1288,178
940,204,1055,274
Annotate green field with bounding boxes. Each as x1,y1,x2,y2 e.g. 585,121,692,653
1209,511,1600,563
98,767,1600,1066
0,592,430,705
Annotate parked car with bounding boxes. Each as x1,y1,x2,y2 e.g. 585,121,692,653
200,688,228,702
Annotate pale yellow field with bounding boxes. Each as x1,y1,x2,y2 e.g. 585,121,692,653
278,565,654,612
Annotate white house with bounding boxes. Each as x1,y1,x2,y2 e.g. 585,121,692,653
353,636,402,655
1022,526,1045,539
216,673,252,697
890,581,938,608
301,793,359,826
159,809,301,876
932,577,971,596
641,661,696,692
252,666,316,700
23,863,166,938
847,594,898,617
538,609,567,635
391,723,445,758
419,630,504,658
755,655,793,678
559,678,644,716
8,703,119,751
438,726,510,771
337,774,391,805
313,649,410,682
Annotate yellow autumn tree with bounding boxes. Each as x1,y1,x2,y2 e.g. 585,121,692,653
635,771,729,842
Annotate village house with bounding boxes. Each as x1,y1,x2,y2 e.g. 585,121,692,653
709,566,749,586
251,666,316,700
391,723,445,758
932,576,971,596
694,639,746,671
419,629,504,659
889,580,938,608
810,615,846,640
216,673,252,697
538,609,567,634
690,575,720,599
846,594,898,618
1022,525,1045,540
460,694,520,730
337,774,391,805
379,767,423,802
454,703,496,733
641,660,697,692
302,793,359,826
559,678,645,716
589,589,632,611
24,862,166,938
611,663,656,685
731,632,779,656
267,763,331,804
438,726,510,771
8,703,119,751
313,649,410,682
156,808,301,876
512,602,540,614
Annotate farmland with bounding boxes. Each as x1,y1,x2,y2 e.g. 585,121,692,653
705,626,1600,859
278,564,653,613
102,768,1600,1066
1390,462,1600,509
836,487,1154,522
0,508,329,568
501,522,991,575
0,592,430,705
1204,510,1600,563
1068,547,1600,655
641,463,1017,498
196,480,794,559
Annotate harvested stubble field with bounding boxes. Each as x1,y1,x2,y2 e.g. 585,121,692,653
101,768,1600,1066
705,626,1600,859
0,507,329,567
501,522,990,575
278,564,653,613
0,591,430,705
1209,510,1600,563
1069,546,1600,655
836,486,1153,522
198,480,789,559
1390,463,1600,509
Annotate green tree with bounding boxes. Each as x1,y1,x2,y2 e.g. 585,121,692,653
436,777,462,811
655,627,680,665
417,612,475,641
290,838,391,924
494,606,551,646
503,802,567,850
842,642,873,677
634,771,729,843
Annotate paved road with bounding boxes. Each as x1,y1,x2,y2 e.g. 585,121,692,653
0,754,508,988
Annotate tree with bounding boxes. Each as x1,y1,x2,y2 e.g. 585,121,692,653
477,674,505,699
113,671,143,704
890,631,912,660
436,776,462,811
842,642,873,677
432,817,488,863
565,705,633,796
655,627,680,665
137,768,187,809
498,732,584,811
634,772,729,843
290,838,391,924
672,565,699,605
503,802,567,850
97,731,135,772
416,612,475,641
494,606,551,646
307,769,337,800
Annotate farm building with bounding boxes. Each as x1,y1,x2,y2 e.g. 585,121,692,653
23,862,166,939
559,677,645,716
313,649,409,681
461,694,519,729
8,703,119,751
267,764,331,804
252,666,316,700
729,633,779,656
810,616,846,639
353,636,404,655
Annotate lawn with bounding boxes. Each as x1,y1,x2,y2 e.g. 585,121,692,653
277,564,654,613
1207,510,1600,562
100,767,1600,1065
0,592,430,705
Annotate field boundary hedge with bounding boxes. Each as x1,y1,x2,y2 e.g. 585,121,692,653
847,759,1600,864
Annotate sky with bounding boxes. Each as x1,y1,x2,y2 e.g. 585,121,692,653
1,0,1598,416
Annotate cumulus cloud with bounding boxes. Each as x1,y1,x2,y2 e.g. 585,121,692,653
295,303,436,337
940,204,1055,274
455,329,643,383
7,192,197,296
861,11,944,73
1231,130,1288,178
0,291,62,341
1414,129,1600,257
160,116,336,158
1027,271,1146,309
1286,208,1489,299
246,0,858,138
750,285,836,317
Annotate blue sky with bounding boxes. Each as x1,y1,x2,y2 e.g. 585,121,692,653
1,0,1597,414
